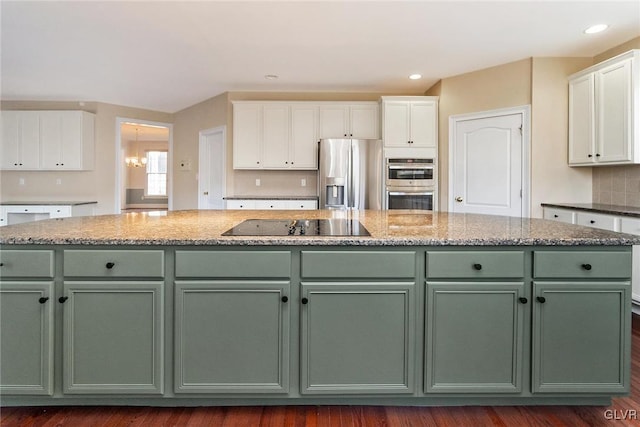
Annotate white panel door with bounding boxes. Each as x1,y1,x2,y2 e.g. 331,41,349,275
452,113,523,217
198,127,226,210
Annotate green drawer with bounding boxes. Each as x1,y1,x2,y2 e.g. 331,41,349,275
301,251,415,279
533,251,631,279
175,251,291,278
0,250,54,278
64,250,165,278
427,251,525,278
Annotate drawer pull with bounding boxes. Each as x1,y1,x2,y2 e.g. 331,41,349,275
38,297,49,304
58,296,68,303
281,296,288,303
301,297,309,305
581,263,592,271
0,263,3,267
590,220,596,224
553,214,559,218
473,263,482,270
536,296,546,303
105,262,115,269
518,297,528,304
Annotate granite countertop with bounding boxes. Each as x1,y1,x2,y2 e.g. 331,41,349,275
1,209,638,246
0,201,98,206
541,203,640,218
224,196,318,200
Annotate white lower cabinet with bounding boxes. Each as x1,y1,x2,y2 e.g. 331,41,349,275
543,205,639,305
225,199,317,210
0,204,95,227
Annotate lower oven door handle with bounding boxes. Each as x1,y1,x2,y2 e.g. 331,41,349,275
388,191,434,196
388,165,434,170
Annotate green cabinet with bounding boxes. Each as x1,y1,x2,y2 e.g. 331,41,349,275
425,282,525,393
532,281,630,393
300,282,415,394
0,282,54,395
174,281,290,393
62,281,164,394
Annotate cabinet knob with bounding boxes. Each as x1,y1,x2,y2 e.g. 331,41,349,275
588,154,593,158
581,263,592,271
0,263,4,267
595,154,601,157
553,214,559,218
105,262,115,269
536,296,546,303
58,296,68,303
281,296,288,303
39,297,49,304
518,297,528,304
589,220,595,224
455,196,463,202
301,297,309,304
473,263,482,271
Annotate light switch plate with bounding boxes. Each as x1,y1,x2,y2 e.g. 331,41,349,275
255,179,261,187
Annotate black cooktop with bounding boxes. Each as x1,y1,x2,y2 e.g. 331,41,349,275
222,219,370,236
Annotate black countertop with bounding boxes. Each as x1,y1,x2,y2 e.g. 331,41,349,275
542,203,640,218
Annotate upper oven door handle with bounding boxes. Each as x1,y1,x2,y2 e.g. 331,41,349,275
388,165,434,170
388,191,434,196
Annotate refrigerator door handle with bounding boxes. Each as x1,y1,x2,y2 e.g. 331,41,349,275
347,142,354,208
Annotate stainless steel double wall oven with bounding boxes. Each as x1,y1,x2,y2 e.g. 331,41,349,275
385,158,436,210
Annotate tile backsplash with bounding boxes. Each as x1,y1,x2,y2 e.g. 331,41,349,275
592,165,640,207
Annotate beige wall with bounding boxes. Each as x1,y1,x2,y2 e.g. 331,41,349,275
171,93,228,210
0,101,172,215
530,58,593,217
425,58,532,212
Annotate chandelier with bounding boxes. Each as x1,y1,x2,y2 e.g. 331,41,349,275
125,127,147,168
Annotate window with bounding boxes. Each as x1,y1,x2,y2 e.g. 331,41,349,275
146,151,167,197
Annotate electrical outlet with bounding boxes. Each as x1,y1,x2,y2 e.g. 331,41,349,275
56,178,62,185
255,178,261,187
19,178,25,185
301,179,306,187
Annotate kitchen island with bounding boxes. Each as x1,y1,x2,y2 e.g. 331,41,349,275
0,209,637,407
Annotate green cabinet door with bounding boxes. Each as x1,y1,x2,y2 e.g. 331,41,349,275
532,281,630,394
0,282,54,395
425,282,525,393
62,281,164,394
300,282,415,394
174,281,290,393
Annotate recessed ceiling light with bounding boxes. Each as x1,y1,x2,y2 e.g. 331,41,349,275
409,74,422,80
264,74,279,80
584,24,609,34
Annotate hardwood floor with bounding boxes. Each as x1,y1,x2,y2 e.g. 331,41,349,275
2,315,640,427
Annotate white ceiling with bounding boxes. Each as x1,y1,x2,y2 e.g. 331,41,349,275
2,1,639,114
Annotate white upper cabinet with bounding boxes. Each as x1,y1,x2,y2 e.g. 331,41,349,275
232,101,379,170
569,50,639,166
381,96,438,148
318,102,379,139
233,103,263,169
290,104,319,169
1,111,40,170
1,110,95,171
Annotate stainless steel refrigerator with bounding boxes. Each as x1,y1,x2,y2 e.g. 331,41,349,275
318,138,384,210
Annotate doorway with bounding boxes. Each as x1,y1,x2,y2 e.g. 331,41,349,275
198,126,226,209
449,106,530,217
115,118,173,213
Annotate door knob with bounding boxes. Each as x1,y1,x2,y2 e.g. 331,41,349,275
203,191,209,195
455,196,463,202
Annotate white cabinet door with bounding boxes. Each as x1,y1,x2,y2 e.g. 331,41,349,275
350,104,379,139
233,104,263,169
290,104,318,169
383,102,411,147
1,111,40,170
382,98,438,148
254,200,289,209
262,105,290,169
542,207,575,224
596,58,633,163
575,212,619,231
225,200,256,209
410,101,437,148
40,111,93,170
568,74,596,165
319,105,349,138
286,200,317,210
